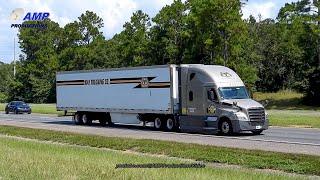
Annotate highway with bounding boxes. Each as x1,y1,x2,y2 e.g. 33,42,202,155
0,113,319,156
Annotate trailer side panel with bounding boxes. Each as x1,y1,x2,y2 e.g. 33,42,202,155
56,66,173,114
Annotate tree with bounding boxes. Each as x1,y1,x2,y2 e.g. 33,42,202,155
151,0,189,64
0,62,14,102
187,0,258,87
117,10,152,66
58,11,106,71
15,19,61,102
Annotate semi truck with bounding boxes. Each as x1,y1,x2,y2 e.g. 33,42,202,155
56,64,268,135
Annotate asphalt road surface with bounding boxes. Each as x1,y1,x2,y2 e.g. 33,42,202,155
0,113,319,156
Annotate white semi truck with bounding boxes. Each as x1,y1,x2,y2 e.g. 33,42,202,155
56,64,268,135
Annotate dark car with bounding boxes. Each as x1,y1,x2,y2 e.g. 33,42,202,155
5,101,32,114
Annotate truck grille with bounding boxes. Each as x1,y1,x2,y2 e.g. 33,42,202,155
248,108,265,121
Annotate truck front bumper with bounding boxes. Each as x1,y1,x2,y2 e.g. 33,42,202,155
231,119,269,133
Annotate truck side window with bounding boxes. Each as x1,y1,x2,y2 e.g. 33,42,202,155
189,73,195,81
208,88,217,101
189,91,193,101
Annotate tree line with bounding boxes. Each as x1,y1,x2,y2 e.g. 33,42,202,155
0,0,319,105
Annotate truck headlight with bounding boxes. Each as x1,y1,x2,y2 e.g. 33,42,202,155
235,112,248,121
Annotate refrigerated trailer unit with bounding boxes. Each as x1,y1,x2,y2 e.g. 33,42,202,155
56,64,268,135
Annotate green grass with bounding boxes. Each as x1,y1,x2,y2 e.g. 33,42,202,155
0,136,302,180
268,110,320,128
253,90,320,110
0,125,319,176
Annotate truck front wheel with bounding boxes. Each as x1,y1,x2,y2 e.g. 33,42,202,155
219,119,233,135
73,113,83,125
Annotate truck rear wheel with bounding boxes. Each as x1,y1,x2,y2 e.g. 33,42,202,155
82,113,92,125
154,117,162,130
73,113,83,125
165,117,175,131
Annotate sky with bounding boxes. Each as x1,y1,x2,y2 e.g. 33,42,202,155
0,0,297,63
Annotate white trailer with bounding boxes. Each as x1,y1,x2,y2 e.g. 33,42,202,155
57,64,268,135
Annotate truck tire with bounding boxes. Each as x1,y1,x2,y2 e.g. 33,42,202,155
5,110,9,114
82,113,92,125
73,113,83,125
219,119,233,135
154,117,163,130
165,117,175,131
251,130,263,135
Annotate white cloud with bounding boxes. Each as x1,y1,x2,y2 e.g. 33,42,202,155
242,1,276,20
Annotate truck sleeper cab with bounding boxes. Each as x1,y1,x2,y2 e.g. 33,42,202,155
56,64,268,135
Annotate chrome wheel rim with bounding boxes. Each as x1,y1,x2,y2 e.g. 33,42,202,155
221,121,230,134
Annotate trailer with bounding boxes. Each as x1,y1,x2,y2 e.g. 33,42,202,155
56,64,268,135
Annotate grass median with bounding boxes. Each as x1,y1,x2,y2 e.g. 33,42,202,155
268,110,320,128
0,136,303,179
0,125,319,176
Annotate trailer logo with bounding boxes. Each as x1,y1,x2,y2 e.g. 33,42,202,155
220,72,232,77
140,78,149,88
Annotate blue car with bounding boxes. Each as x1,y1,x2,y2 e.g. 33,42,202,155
5,101,32,114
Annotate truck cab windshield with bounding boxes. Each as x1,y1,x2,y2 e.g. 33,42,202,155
218,86,249,100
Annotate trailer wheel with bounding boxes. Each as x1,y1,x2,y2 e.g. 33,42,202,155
73,113,83,125
154,117,162,130
165,117,175,131
82,113,92,125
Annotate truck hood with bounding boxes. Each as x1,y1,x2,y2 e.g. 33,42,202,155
221,99,263,109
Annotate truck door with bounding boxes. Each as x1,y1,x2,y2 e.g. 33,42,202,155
204,87,219,129
186,71,205,116
180,71,206,130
